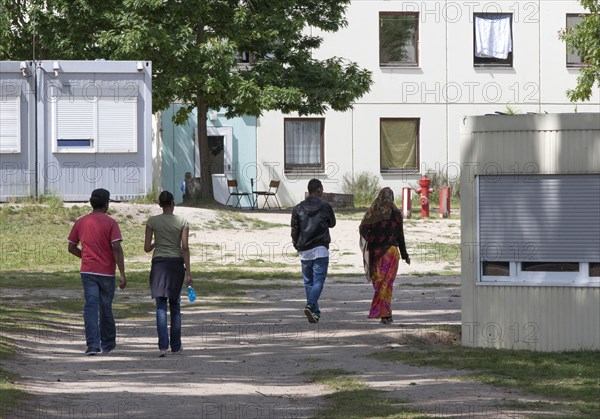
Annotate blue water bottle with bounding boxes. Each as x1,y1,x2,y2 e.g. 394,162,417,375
187,286,196,302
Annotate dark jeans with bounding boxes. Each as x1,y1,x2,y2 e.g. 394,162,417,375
156,297,181,351
81,273,116,352
301,257,329,316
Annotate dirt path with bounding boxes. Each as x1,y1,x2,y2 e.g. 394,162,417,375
3,275,560,419
1,205,563,418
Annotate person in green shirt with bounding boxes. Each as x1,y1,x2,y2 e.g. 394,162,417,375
144,191,193,357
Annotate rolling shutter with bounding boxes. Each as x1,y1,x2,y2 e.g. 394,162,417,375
479,174,600,262
57,97,95,141
54,96,137,153
98,98,137,153
0,96,21,153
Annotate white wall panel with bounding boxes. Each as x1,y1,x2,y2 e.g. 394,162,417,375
461,112,600,351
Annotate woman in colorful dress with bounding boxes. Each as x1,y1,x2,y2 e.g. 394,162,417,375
359,187,410,324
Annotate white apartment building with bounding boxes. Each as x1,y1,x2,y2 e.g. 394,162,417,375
254,0,600,207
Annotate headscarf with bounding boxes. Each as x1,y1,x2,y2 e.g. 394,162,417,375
359,187,399,227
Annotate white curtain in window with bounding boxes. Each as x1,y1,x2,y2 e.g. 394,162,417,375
475,15,512,59
285,120,321,165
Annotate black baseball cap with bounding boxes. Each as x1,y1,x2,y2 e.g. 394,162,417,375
90,188,111,203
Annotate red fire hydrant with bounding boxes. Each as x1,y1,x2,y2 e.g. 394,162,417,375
416,175,434,218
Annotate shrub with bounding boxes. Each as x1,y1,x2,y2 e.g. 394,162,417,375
131,188,159,204
341,172,380,207
423,169,460,206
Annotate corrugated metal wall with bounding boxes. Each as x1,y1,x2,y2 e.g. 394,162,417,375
0,61,152,202
466,286,600,351
0,62,35,200
460,113,600,351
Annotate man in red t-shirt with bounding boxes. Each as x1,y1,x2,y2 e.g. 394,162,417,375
68,188,126,355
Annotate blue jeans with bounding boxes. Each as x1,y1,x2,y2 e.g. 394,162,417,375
301,257,329,316
156,297,181,351
81,273,116,352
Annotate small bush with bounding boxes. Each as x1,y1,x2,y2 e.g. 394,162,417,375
423,169,460,206
341,172,380,207
131,188,159,204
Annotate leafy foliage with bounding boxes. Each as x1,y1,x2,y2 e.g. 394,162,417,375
424,169,460,204
94,0,372,117
0,0,373,198
559,0,600,102
341,172,380,207
0,0,119,60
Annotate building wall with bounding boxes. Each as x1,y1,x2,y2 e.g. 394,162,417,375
0,60,153,201
256,0,599,207
159,106,257,205
460,113,600,351
0,62,36,199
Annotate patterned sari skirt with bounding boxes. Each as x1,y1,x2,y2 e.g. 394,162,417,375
368,246,400,318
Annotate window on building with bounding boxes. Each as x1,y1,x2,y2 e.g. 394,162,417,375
473,13,513,67
284,118,324,172
53,96,137,153
238,51,254,64
207,135,225,174
0,95,21,153
521,262,580,272
380,118,419,172
566,14,586,66
482,261,510,276
479,174,600,285
379,12,419,67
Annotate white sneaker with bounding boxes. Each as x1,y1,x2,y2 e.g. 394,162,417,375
159,350,167,357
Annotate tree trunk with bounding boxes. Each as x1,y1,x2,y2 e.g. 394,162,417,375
194,22,214,200
196,97,214,199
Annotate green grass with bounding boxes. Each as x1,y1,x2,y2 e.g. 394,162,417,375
371,339,600,417
130,188,159,204
408,270,461,277
0,269,296,292
303,369,425,419
403,282,459,288
204,211,286,230
0,368,29,416
0,202,147,271
408,242,461,264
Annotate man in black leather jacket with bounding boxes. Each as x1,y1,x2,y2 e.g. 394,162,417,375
291,179,336,323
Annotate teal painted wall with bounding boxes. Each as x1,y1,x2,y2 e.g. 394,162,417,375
161,105,197,204
215,113,257,200
161,106,257,204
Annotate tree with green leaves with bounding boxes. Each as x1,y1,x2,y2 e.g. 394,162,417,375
559,0,600,102
0,0,117,60
98,0,372,198
1,0,372,199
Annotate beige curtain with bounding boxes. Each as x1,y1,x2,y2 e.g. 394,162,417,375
380,119,417,170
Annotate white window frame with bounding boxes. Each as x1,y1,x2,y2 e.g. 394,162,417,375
52,95,137,154
0,95,21,154
481,262,600,286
